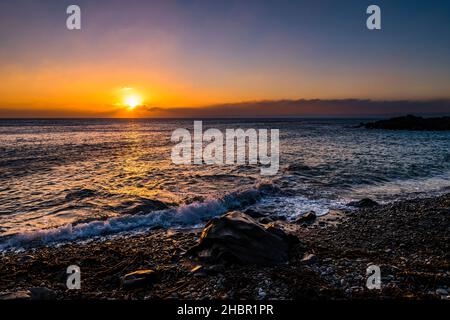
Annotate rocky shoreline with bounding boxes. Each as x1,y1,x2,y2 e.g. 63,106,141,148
0,193,449,300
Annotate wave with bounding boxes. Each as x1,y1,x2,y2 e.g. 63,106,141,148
348,171,450,202
0,181,278,251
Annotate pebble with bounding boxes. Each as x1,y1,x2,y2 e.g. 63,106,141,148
121,269,157,289
436,288,448,296
257,288,266,300
191,265,203,273
0,290,32,300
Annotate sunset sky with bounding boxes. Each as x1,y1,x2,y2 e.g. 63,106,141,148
1,0,450,117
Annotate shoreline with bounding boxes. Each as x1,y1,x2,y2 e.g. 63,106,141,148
0,193,449,300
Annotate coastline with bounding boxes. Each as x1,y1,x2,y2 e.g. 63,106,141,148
0,193,449,300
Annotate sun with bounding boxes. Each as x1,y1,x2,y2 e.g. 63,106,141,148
124,94,142,110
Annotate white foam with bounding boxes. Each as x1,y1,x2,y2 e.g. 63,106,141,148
254,196,348,220
0,183,269,251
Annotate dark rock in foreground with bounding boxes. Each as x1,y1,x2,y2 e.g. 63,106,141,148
0,287,56,300
243,208,265,218
0,290,32,300
361,114,450,131
188,211,298,265
294,211,317,223
347,198,379,208
301,253,318,265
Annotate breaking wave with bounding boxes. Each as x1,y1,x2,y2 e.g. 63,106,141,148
0,182,278,251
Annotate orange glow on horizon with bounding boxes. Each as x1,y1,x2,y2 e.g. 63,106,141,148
124,94,142,110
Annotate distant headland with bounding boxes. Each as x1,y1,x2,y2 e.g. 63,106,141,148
359,115,450,131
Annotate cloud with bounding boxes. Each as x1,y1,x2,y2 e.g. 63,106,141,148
2,99,449,118
140,99,450,118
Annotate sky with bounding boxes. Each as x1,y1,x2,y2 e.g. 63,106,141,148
0,0,450,117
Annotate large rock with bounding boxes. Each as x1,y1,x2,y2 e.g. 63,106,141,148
242,208,265,218
188,211,298,266
347,198,379,208
362,115,450,131
294,211,317,224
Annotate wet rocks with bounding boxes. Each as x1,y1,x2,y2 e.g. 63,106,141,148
124,198,171,215
121,269,157,289
257,182,282,195
0,193,448,300
265,223,300,246
0,287,56,300
301,253,318,265
436,288,448,296
347,198,379,208
295,211,317,224
0,290,32,300
188,211,299,265
258,216,275,224
243,208,265,219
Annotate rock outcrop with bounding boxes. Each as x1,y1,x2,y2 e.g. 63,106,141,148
347,198,379,208
294,211,317,224
188,211,299,265
361,115,450,131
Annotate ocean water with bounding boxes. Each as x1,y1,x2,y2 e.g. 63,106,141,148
0,118,449,250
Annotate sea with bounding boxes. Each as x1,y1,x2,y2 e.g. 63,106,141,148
1,118,449,251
